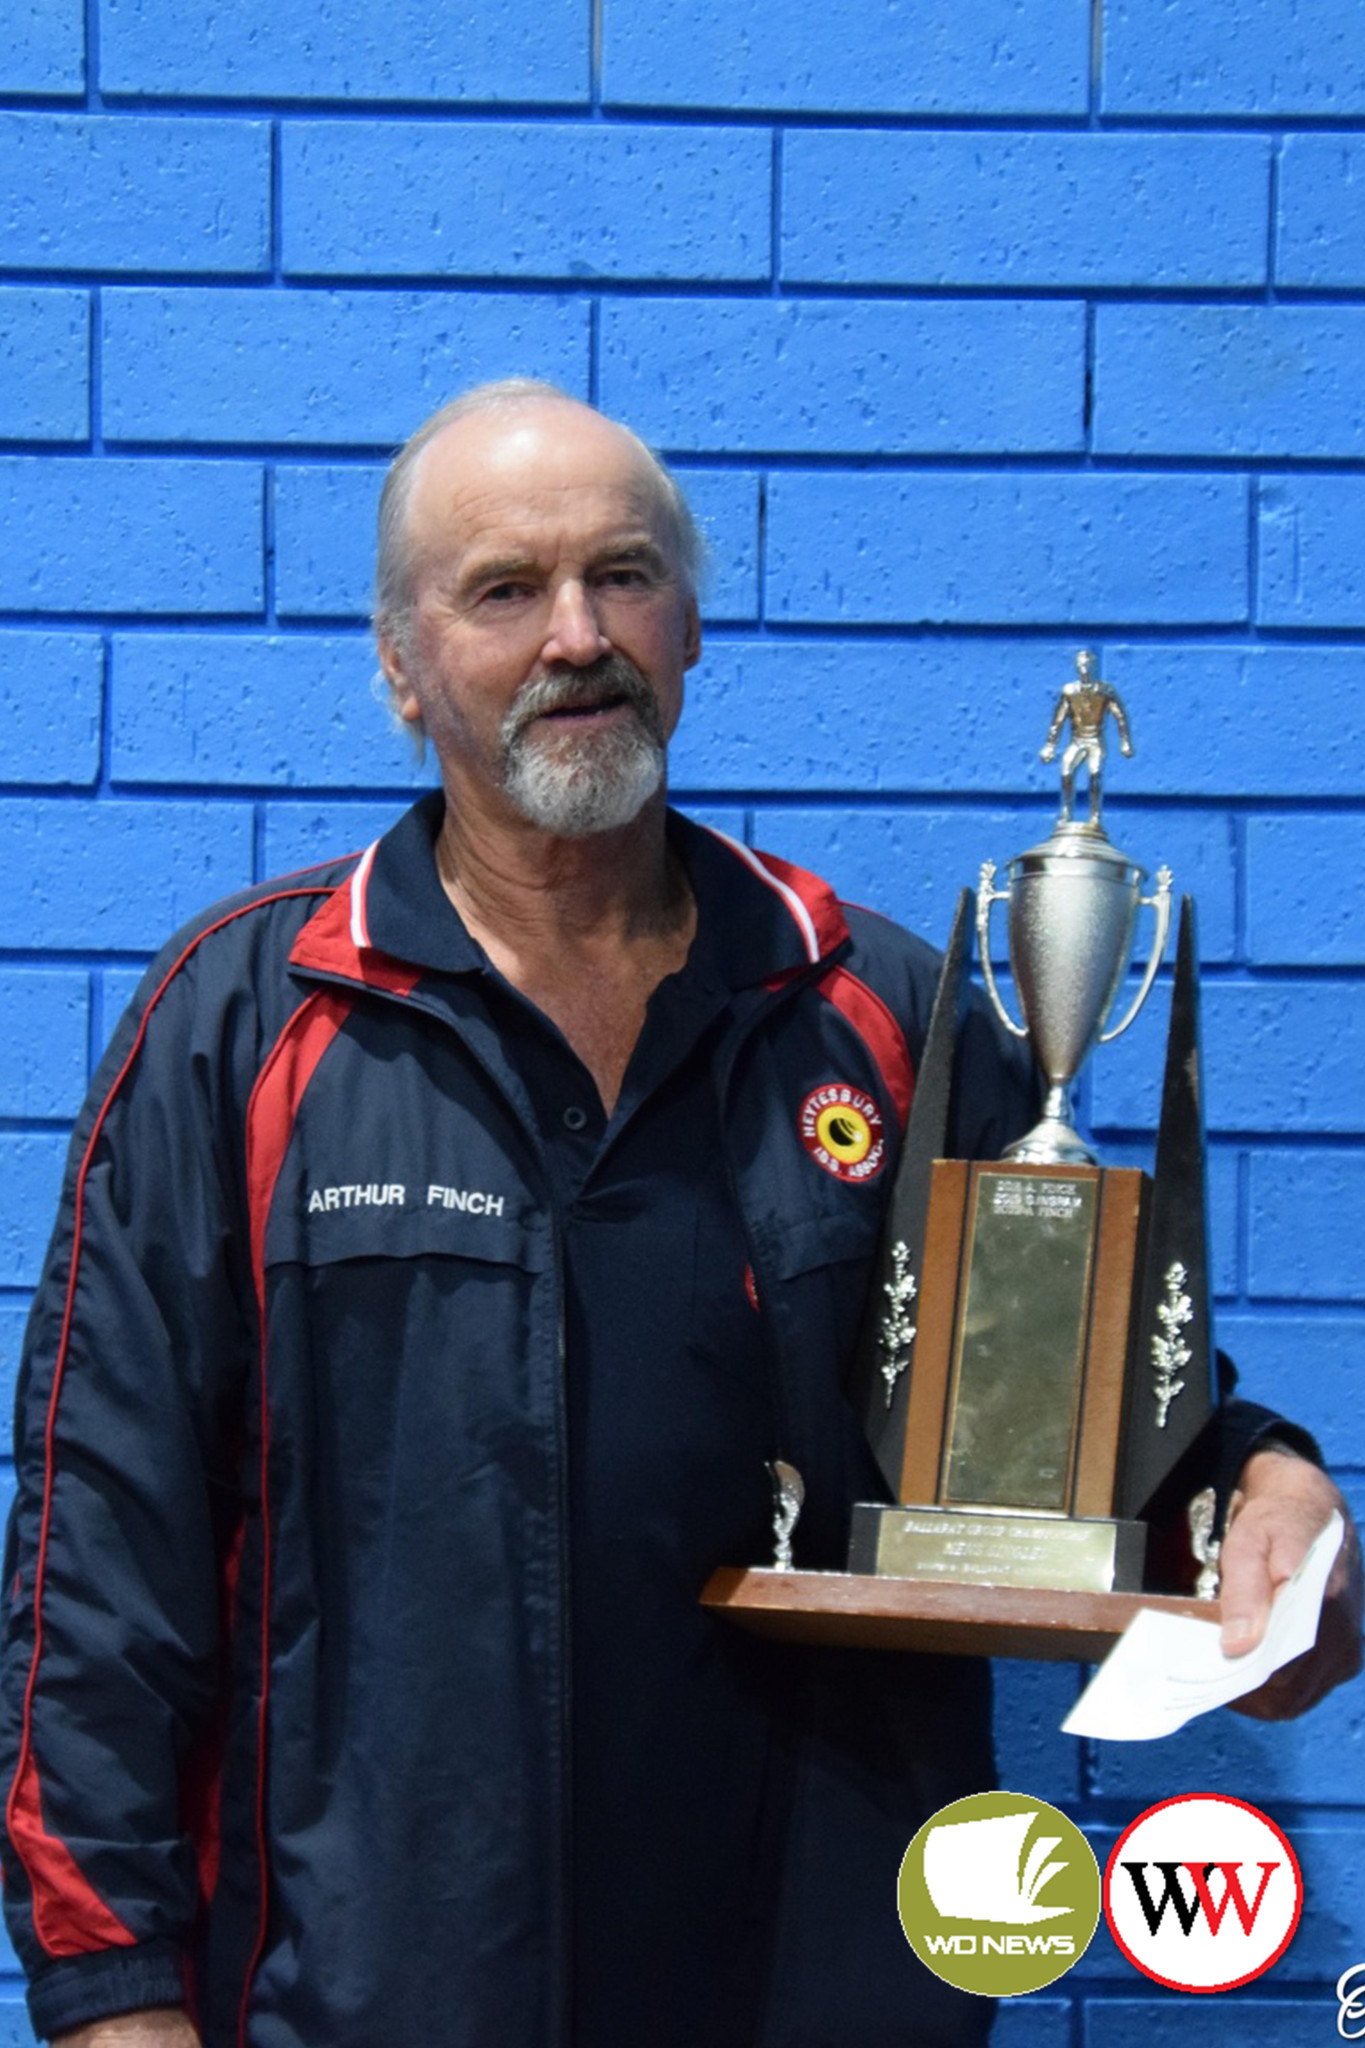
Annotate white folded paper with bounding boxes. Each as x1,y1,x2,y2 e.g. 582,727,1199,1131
1062,1511,1344,1742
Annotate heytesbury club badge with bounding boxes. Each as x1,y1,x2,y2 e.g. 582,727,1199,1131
798,1083,886,1184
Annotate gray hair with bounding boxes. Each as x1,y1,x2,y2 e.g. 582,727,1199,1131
372,378,704,658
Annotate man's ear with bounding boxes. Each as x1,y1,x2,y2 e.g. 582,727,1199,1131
377,634,423,725
683,595,702,671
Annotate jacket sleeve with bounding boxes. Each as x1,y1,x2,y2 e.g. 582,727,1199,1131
0,943,255,2040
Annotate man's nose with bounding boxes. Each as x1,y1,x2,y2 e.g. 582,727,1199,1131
542,579,612,667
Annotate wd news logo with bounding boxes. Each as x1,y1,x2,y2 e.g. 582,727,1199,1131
898,1792,1100,1997
1104,1793,1303,1992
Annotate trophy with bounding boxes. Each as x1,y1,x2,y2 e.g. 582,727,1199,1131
703,656,1223,1659
842,652,1216,1599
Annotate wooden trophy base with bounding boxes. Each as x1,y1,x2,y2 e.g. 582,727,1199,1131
700,1565,1217,1663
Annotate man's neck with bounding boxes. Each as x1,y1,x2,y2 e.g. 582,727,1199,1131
432,786,693,965
432,788,698,1116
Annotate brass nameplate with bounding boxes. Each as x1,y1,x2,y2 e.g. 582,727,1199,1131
943,1170,1098,1512
848,1503,1146,1594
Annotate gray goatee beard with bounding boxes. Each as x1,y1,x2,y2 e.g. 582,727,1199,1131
498,656,666,837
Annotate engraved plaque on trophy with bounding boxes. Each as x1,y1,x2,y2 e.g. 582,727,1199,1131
845,652,1217,1599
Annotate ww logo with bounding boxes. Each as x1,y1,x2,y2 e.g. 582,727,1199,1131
1104,1795,1303,1993
1122,1860,1280,1938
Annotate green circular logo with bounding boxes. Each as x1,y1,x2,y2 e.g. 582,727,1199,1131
898,1791,1100,1997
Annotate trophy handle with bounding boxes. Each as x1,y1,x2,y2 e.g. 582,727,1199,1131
1098,865,1173,1044
975,861,1028,1040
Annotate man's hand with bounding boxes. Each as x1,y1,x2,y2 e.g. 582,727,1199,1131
52,2012,201,2047
1218,1448,1363,1720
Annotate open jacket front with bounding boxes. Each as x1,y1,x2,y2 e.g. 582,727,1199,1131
0,797,1280,2047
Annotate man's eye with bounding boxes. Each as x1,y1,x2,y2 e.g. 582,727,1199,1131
482,581,531,603
599,565,651,588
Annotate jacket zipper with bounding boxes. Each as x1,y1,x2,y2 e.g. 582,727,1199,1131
291,958,578,2046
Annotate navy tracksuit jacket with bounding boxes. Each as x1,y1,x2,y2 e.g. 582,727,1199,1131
0,796,1288,2046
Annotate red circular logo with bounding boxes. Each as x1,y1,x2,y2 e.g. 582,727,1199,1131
1103,1793,1303,1993
798,1084,885,1183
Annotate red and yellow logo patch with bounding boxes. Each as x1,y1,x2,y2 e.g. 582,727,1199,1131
798,1083,885,1183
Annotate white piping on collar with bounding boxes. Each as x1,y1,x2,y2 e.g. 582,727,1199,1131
699,825,822,966
348,840,379,952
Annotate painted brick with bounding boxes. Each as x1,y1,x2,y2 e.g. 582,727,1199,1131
263,799,420,878
1096,646,1365,799
603,0,1089,114
1087,2002,1354,2046
0,116,269,273
1278,134,1365,288
1081,1821,1365,1983
1205,1144,1243,1300
1257,476,1365,627
0,799,253,950
1246,816,1365,966
111,634,433,790
0,1,83,94
764,476,1247,626
674,639,1077,791
0,633,102,785
102,290,589,448
1094,983,1365,1137
0,1135,69,1287
756,805,1235,969
275,466,382,621
0,1305,32,1448
0,1994,35,2045
283,123,770,281
601,300,1084,456
993,2002,1071,2048
100,0,586,103
678,473,761,622
1094,307,1365,459
1249,1150,1365,1301
1104,0,1365,116
1187,1310,1365,1465
0,459,262,615
0,289,88,442
275,467,758,625
782,132,1269,288
992,1661,1085,1804
1098,1137,1239,1296
0,972,88,1118
754,805,1052,955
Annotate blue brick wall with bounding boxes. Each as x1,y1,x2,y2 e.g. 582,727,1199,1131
1,0,1362,2039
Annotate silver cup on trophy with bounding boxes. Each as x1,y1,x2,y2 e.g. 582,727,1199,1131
976,649,1172,1166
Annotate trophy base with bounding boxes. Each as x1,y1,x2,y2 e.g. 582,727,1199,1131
847,1502,1146,1594
701,1566,1216,1663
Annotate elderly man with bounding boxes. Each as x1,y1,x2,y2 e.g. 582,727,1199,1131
2,382,1358,2048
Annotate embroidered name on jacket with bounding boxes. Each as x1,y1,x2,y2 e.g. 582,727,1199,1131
305,1182,508,1216
308,1182,407,1213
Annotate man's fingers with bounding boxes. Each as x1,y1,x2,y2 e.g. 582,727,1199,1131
1217,1496,1286,1656
1217,1461,1363,1720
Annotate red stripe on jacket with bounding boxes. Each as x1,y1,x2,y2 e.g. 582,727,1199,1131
237,984,356,2048
4,887,329,1959
815,965,915,1131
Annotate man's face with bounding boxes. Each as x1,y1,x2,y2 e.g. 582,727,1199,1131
380,402,701,837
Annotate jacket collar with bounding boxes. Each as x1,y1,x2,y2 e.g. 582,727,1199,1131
289,789,850,992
